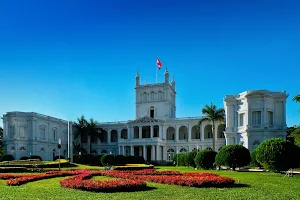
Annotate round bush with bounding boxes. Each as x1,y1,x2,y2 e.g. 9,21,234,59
194,149,217,169
178,154,185,166
1,155,15,161
256,138,300,172
125,156,135,164
53,155,66,161
101,154,115,166
20,156,29,160
184,151,197,167
215,144,251,170
81,154,94,165
29,155,42,161
249,149,261,168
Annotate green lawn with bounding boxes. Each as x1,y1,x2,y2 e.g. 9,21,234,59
0,166,300,200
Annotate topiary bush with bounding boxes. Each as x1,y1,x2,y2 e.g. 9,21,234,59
125,156,135,164
101,154,115,166
20,156,29,160
29,155,42,161
256,138,300,172
184,151,197,167
250,149,261,168
215,144,251,170
194,149,217,169
92,155,103,166
1,155,15,162
53,156,66,161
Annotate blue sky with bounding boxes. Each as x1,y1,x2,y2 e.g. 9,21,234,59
0,0,299,126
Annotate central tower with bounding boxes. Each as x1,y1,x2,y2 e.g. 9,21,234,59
135,68,176,120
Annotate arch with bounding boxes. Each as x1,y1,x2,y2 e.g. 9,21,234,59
158,91,162,101
191,125,200,139
99,129,108,143
142,126,150,138
153,125,159,137
179,148,187,153
134,126,139,138
52,127,58,140
111,130,118,142
150,91,155,102
143,92,147,102
91,149,97,154
166,127,175,140
150,106,155,118
121,129,128,139
40,148,45,152
166,148,175,161
217,124,226,138
204,125,212,139
252,140,260,150
39,125,46,139
20,146,26,151
206,147,213,151
179,126,188,140
101,149,107,155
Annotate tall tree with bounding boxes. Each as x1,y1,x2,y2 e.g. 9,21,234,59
197,103,225,151
74,115,101,154
293,94,300,112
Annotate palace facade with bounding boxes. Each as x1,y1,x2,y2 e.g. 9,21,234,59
2,69,288,161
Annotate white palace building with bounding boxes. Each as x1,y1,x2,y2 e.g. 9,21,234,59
2,68,288,161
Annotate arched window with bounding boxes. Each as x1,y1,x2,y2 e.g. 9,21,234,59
158,91,162,101
101,150,108,155
111,130,118,142
179,126,188,140
150,91,155,102
121,129,128,139
204,125,212,139
143,92,147,102
179,148,187,153
150,106,155,118
52,128,58,140
217,124,226,138
167,148,175,161
20,146,26,151
191,125,200,139
39,125,46,140
166,127,175,140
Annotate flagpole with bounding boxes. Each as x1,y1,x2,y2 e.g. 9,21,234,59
156,66,158,83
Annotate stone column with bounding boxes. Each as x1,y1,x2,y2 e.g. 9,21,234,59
150,125,154,138
175,125,178,142
139,126,142,139
159,125,163,139
143,145,147,161
156,145,160,161
122,146,125,156
118,129,122,141
107,129,111,144
130,145,134,156
151,145,155,161
188,124,192,142
69,122,73,162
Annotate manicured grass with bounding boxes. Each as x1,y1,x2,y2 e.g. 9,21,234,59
1,166,300,199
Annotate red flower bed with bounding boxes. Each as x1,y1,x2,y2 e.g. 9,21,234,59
60,172,146,192
0,169,235,191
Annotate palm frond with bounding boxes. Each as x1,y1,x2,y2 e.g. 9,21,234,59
293,94,300,103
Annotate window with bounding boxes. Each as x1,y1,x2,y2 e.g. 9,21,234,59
167,148,175,161
158,91,162,101
40,127,46,139
239,113,244,126
150,107,154,118
268,111,274,126
143,92,147,102
252,111,261,126
53,130,57,139
9,126,15,138
150,91,154,102
19,127,25,138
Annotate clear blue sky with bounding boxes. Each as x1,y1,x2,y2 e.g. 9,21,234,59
0,0,299,126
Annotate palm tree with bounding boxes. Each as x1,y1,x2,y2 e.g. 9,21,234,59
293,94,300,112
74,115,99,154
197,103,225,151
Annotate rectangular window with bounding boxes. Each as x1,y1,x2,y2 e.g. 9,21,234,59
268,111,274,126
252,111,261,126
53,130,57,139
9,126,15,138
40,129,45,139
19,127,25,138
239,113,244,126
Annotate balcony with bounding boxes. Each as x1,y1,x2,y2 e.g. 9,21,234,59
118,138,163,143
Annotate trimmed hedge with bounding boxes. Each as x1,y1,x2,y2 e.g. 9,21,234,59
184,151,197,167
215,144,251,170
101,154,115,166
112,164,154,170
29,155,42,161
53,156,66,161
194,149,217,169
1,155,15,162
20,157,29,160
256,138,300,172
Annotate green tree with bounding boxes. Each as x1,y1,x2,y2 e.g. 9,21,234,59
198,103,225,151
74,115,100,154
293,94,300,112
291,126,300,147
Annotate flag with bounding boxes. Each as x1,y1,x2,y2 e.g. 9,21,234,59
156,58,162,69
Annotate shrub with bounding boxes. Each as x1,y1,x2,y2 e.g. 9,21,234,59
92,155,103,166
194,149,217,169
256,138,300,172
125,156,135,164
53,156,65,161
1,155,15,162
215,144,251,170
249,149,261,168
173,154,186,166
114,155,126,165
184,151,197,167
101,154,115,166
135,156,145,164
29,155,42,161
20,157,29,160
